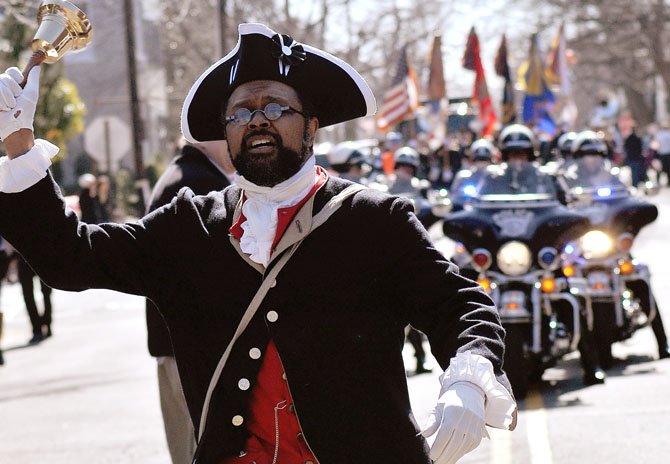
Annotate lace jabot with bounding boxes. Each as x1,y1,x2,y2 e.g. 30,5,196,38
234,157,317,266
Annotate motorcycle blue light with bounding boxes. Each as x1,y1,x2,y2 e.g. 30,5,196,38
463,184,477,197
564,244,575,254
540,250,556,265
538,246,559,270
596,187,612,197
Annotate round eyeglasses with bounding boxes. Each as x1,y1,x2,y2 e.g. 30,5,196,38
224,103,304,126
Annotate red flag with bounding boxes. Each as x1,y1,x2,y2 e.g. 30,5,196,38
377,46,420,131
462,27,498,136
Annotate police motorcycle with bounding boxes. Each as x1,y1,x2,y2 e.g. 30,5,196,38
556,131,668,366
443,125,594,397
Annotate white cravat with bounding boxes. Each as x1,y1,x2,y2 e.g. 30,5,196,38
234,157,316,266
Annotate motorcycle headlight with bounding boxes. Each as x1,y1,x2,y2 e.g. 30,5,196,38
496,241,532,276
581,230,614,259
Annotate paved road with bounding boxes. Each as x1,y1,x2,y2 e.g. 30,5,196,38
1,187,669,463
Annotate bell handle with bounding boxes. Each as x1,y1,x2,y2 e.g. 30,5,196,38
19,50,47,88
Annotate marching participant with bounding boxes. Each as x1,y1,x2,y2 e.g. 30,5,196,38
0,23,515,464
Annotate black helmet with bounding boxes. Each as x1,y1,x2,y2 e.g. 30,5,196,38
571,130,608,157
498,124,536,160
393,146,420,169
469,139,495,162
557,131,577,156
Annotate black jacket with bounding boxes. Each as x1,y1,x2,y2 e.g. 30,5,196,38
0,173,511,464
624,132,644,162
146,145,230,357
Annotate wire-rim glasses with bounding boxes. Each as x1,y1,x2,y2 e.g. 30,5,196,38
224,103,304,126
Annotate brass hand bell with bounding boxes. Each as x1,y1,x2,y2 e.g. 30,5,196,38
20,0,93,88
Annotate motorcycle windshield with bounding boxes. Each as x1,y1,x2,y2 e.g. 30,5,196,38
561,157,629,199
475,164,559,206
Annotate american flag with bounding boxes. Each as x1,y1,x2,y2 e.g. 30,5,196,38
377,45,419,131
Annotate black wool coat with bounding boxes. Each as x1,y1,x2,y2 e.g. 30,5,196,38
0,173,511,464
146,145,230,357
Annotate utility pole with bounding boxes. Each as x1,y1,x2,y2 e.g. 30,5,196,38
218,0,227,57
123,0,147,213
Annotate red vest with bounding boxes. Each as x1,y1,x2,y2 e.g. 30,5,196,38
223,169,326,464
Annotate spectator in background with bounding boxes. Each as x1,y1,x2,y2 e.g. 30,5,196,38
624,125,646,187
653,121,670,186
96,174,112,222
78,173,103,224
0,235,13,365
19,256,53,344
379,131,403,175
146,140,235,464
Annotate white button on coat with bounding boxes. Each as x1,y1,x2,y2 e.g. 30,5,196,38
232,415,244,426
249,347,262,359
238,378,250,390
267,310,279,322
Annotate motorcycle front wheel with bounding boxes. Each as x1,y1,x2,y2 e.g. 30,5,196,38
503,324,530,399
592,302,615,369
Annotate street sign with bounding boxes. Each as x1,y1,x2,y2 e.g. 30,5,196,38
84,116,131,171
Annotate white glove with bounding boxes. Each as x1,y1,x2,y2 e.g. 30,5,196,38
422,381,488,464
0,66,40,141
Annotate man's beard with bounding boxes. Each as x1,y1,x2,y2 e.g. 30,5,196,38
232,129,311,187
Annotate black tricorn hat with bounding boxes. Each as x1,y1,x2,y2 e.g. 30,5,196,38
181,23,377,143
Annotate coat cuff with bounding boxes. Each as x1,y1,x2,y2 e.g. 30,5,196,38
440,351,517,430
0,139,59,193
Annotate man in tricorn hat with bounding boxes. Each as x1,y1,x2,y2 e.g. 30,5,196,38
0,23,515,464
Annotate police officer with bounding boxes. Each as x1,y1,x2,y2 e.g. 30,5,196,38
326,141,368,184
449,139,497,212
497,125,607,385
571,131,670,364
555,131,577,164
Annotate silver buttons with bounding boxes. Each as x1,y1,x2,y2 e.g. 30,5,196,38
232,415,244,426
267,310,279,322
270,279,277,288
238,378,250,390
249,347,261,359
282,372,287,380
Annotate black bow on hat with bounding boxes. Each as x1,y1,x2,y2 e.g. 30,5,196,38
271,33,307,74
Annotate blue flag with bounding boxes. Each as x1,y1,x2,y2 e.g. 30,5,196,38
519,33,556,134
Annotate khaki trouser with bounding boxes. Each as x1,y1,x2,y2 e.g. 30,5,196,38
157,356,196,464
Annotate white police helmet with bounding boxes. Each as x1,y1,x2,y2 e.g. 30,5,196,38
572,130,608,157
327,141,366,172
393,146,420,169
498,124,536,160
